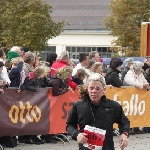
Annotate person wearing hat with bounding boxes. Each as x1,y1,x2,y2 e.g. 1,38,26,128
7,51,20,62
121,58,134,81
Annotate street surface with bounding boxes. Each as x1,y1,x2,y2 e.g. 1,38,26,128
3,133,150,150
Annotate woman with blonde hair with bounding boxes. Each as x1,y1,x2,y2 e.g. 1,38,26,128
20,66,48,92
49,66,74,96
67,73,130,150
94,62,103,74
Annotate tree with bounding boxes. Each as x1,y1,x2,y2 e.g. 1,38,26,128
0,0,65,51
104,0,150,56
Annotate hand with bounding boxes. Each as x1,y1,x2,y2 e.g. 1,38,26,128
77,133,88,144
3,82,10,88
0,80,4,86
143,83,149,89
68,86,74,93
119,133,128,150
0,88,4,94
108,84,113,89
16,88,21,94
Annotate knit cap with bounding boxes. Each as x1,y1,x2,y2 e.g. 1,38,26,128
7,51,20,62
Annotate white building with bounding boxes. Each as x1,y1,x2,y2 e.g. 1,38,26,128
43,0,116,59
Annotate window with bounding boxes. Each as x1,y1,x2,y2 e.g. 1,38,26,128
72,47,76,52
97,47,101,52
40,46,56,60
66,46,113,59
101,47,107,52
66,47,71,52
92,47,96,51
87,47,91,52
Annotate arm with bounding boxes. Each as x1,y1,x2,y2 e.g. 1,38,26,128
114,102,130,134
24,78,38,92
68,77,77,90
0,66,11,83
23,67,29,77
9,62,23,79
124,73,144,89
121,70,127,81
111,72,122,87
66,103,80,140
114,102,130,149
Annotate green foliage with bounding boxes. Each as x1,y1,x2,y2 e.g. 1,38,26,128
0,0,65,51
104,0,150,56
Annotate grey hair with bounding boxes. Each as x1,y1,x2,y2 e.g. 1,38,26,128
60,51,69,60
87,73,106,87
124,58,134,65
130,61,144,72
10,46,20,51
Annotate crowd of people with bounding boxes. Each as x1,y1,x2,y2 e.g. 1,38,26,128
0,46,150,149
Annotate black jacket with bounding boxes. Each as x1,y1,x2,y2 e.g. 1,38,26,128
20,76,48,92
10,62,23,87
66,95,130,150
72,75,84,85
105,68,122,87
49,74,68,96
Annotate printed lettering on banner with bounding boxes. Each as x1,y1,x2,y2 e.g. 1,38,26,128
83,125,106,150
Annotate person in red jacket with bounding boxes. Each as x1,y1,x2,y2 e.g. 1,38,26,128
50,51,77,89
50,51,69,75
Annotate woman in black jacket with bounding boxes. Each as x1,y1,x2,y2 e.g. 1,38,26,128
49,66,73,96
105,58,123,87
66,73,130,150
20,66,48,92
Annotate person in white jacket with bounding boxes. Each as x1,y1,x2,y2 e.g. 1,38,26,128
123,61,149,89
0,48,11,85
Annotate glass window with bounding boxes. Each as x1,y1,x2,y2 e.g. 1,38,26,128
107,54,111,58
102,54,107,58
72,47,76,52
92,47,96,51
108,47,112,52
97,47,102,52
101,47,107,52
66,47,70,52
81,47,86,52
87,47,91,52
72,55,76,59
77,47,81,52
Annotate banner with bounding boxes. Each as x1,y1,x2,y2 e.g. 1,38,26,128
140,22,150,56
0,87,150,137
0,88,50,136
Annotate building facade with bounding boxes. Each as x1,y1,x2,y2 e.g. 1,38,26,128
44,0,116,59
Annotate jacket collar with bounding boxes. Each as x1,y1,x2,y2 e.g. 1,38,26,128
84,94,110,107
58,59,68,65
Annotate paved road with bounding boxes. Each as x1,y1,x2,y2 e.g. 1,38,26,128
2,133,150,150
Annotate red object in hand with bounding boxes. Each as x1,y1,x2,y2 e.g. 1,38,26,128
84,129,105,146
